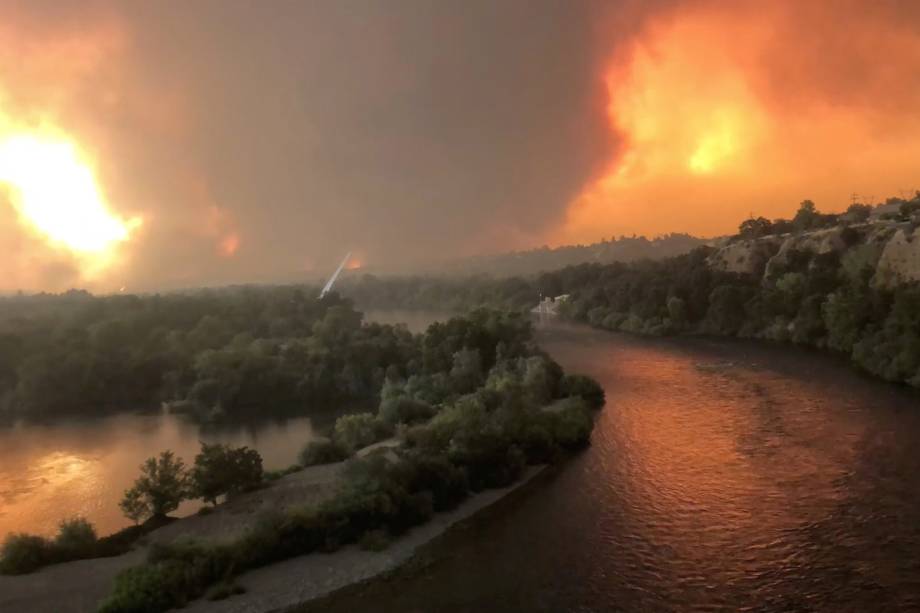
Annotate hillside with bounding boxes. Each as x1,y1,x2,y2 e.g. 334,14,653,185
436,233,707,277
341,194,920,390
550,195,920,388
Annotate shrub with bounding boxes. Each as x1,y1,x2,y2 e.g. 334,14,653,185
448,431,525,491
559,374,605,409
98,558,208,613
0,533,49,575
518,418,558,464
333,413,391,452
378,395,436,425
545,398,593,449
54,516,97,557
299,439,350,466
191,443,263,505
399,452,469,511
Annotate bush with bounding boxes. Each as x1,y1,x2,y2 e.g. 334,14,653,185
299,439,350,466
448,430,525,491
333,412,391,452
545,398,593,449
0,517,135,575
378,395,436,425
559,374,605,409
399,452,469,511
98,557,213,613
191,443,263,505
518,419,558,464
54,516,97,557
0,533,49,575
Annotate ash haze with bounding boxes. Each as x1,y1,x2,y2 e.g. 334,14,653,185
0,0,919,291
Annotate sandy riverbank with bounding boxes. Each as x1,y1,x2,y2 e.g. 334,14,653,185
0,460,345,613
1,446,545,613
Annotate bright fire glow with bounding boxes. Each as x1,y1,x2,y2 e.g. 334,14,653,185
0,132,139,279
0,135,138,253
555,3,920,244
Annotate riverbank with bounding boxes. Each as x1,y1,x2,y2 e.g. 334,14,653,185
0,444,548,613
183,466,546,613
0,460,345,613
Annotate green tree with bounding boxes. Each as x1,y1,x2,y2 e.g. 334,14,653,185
191,443,263,506
792,199,819,231
449,348,483,394
119,487,148,525
845,203,872,222
333,413,390,452
121,451,189,521
666,296,688,330
738,216,772,239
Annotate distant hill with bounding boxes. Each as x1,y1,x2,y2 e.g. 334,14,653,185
431,233,708,277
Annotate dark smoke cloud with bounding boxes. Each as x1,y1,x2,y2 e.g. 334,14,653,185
6,0,919,290
0,0,616,290
108,0,612,287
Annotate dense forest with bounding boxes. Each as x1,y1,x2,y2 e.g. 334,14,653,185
344,197,920,390
0,288,548,420
3,307,605,612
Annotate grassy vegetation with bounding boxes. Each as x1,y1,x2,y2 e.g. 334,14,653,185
0,516,172,575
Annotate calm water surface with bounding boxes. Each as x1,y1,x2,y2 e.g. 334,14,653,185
0,309,444,540
313,319,920,612
0,414,322,538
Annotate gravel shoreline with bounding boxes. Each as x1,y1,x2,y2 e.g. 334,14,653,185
0,459,545,613
182,466,546,613
0,461,345,613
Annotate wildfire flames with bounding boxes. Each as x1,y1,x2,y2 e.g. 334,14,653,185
556,1,920,244
0,130,140,277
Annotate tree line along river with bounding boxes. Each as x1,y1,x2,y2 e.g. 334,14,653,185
2,313,920,611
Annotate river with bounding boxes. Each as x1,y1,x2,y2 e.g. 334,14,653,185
0,414,324,539
4,314,920,611
0,309,440,540
309,319,920,612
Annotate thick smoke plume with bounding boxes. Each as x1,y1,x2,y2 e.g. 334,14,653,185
556,0,920,243
1,1,919,291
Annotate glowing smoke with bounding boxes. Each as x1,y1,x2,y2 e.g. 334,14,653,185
556,0,920,244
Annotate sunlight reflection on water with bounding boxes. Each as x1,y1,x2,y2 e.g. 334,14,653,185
0,413,320,538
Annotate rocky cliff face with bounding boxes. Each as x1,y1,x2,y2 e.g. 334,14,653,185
875,226,920,286
707,221,920,288
707,237,782,275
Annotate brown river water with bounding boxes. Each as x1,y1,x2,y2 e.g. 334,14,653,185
3,313,920,612
312,318,920,612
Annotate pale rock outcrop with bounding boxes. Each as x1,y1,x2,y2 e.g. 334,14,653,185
764,227,848,278
707,237,781,275
874,226,920,287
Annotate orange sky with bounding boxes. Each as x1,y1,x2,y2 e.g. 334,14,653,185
555,0,920,244
0,1,919,291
